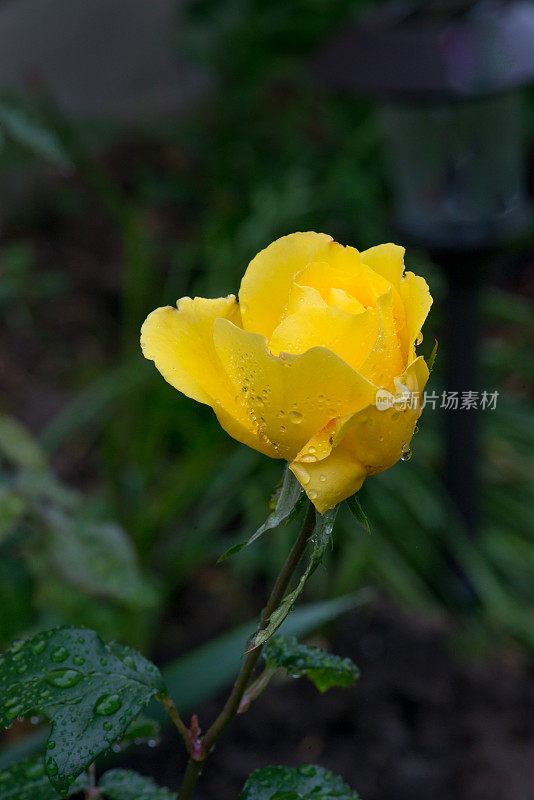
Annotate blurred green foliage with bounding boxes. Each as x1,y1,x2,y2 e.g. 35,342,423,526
0,0,532,664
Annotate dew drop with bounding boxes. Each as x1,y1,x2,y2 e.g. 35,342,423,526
11,640,24,654
298,469,310,486
45,669,82,689
415,332,423,346
32,640,46,655
45,758,58,777
309,490,318,500
103,720,113,731
413,425,419,435
72,655,85,666
400,443,412,462
319,475,326,482
121,654,137,671
51,647,69,663
290,410,303,423
94,693,122,716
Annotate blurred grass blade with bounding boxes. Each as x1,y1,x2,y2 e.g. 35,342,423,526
0,416,48,472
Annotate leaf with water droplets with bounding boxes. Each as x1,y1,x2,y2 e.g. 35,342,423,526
0,628,166,796
346,494,372,535
218,466,305,562
248,508,338,651
263,635,359,692
98,769,177,800
0,756,87,800
239,764,362,800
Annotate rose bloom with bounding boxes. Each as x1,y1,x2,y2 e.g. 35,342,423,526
141,233,432,513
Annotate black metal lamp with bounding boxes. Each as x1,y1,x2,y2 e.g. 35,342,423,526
315,0,534,533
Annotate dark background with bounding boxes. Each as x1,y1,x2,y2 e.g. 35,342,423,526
0,1,533,798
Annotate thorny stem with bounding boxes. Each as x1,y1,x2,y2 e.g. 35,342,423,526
176,501,316,800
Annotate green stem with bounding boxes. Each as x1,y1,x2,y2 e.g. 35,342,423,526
176,501,316,800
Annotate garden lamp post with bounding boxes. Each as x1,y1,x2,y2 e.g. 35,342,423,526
315,0,534,534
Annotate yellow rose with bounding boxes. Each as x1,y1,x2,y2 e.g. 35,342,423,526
141,232,432,513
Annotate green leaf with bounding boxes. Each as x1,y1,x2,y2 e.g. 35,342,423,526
0,628,166,796
0,416,48,472
427,339,438,371
263,635,359,692
98,769,177,800
346,494,372,535
218,466,304,562
0,756,87,800
41,508,156,608
239,765,362,800
249,508,338,650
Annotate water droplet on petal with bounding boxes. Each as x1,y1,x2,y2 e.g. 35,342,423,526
298,469,310,485
290,411,302,423
400,440,412,461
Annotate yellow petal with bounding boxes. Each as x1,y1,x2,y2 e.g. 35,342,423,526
400,271,433,350
141,296,240,405
297,253,391,309
268,306,379,373
328,287,365,314
141,296,277,457
360,243,405,290
239,232,333,340
213,318,377,461
358,289,405,391
286,282,327,315
290,449,367,514
291,355,429,512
